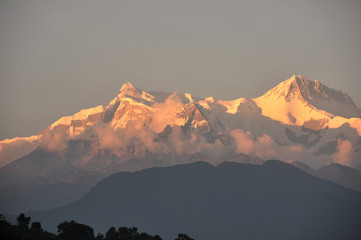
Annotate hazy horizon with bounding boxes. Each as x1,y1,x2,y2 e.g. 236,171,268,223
1,0,361,140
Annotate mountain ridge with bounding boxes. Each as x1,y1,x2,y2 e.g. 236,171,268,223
1,75,361,213
1,75,361,168
29,160,361,240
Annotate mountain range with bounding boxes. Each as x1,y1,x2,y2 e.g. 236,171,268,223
1,75,361,214
29,161,361,240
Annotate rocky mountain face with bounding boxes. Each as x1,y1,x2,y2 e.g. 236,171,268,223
1,75,361,213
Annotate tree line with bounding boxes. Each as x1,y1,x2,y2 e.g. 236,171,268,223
0,213,194,240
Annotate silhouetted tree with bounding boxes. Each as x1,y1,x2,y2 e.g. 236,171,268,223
105,226,118,240
139,232,163,240
128,227,138,238
58,220,95,240
153,235,162,240
0,214,9,227
118,226,138,240
175,233,194,240
0,214,57,240
104,226,162,240
31,221,43,231
17,213,31,229
96,233,105,240
117,226,127,238
0,216,169,240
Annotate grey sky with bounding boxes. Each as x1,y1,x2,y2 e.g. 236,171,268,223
1,0,361,140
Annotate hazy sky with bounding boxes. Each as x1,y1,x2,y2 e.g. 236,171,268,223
1,0,361,140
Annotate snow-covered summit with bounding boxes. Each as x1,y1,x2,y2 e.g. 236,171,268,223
116,81,155,102
253,75,361,126
2,75,361,169
118,81,139,96
263,75,350,103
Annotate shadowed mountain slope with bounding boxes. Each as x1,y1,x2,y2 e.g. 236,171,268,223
315,163,361,191
0,150,102,213
30,161,361,240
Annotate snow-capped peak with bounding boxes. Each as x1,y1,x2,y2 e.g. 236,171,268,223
257,75,361,119
118,81,140,97
289,75,356,107
262,75,313,101
2,75,361,170
110,81,156,105
265,75,355,105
